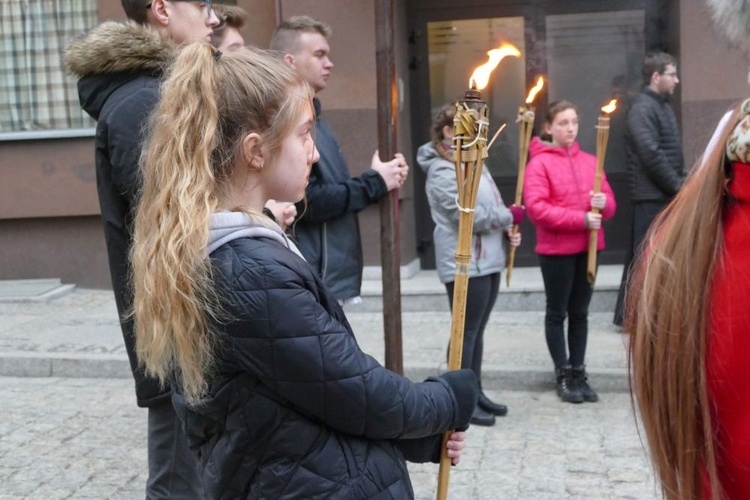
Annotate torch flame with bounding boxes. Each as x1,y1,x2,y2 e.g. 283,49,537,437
525,76,544,104
469,43,521,90
601,99,618,114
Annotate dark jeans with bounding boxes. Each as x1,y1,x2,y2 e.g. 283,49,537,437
613,201,667,325
147,399,204,499
538,252,593,369
445,272,500,387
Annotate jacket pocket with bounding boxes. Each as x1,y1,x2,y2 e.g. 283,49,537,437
335,434,358,478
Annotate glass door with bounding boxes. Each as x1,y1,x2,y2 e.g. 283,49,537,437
427,17,527,177
409,0,650,269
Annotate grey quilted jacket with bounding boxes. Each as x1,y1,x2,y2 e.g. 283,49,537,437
417,141,513,284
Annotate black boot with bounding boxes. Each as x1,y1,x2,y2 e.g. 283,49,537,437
555,366,584,404
478,392,508,416
571,366,599,402
470,406,496,426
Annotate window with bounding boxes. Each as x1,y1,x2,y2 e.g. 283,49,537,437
546,10,645,173
428,17,527,176
0,0,98,134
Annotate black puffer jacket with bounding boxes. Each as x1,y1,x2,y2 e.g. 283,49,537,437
174,213,477,499
292,98,388,302
625,88,686,202
66,22,175,407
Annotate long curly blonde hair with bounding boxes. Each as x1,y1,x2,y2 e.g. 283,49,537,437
131,43,312,403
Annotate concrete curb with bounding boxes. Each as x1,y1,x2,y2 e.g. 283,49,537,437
0,279,76,303
349,289,618,313
0,354,629,393
0,354,131,379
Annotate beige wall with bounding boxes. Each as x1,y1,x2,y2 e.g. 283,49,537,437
680,0,749,166
0,139,98,219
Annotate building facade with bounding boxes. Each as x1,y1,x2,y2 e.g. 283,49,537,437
0,0,746,287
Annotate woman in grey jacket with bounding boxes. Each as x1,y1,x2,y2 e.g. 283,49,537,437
417,104,524,426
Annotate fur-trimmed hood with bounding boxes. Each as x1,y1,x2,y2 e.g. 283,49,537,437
66,21,175,121
706,0,750,55
65,21,175,77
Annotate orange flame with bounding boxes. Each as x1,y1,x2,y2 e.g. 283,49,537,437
601,99,618,114
469,43,521,90
525,76,544,104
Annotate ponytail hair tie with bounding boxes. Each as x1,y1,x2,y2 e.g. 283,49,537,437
726,97,750,163
213,49,223,61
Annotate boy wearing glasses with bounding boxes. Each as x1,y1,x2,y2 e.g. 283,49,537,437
614,52,686,328
65,1,219,498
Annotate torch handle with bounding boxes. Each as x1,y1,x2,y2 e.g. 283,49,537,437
437,100,488,500
586,216,599,284
506,225,519,287
507,112,534,287
588,115,610,284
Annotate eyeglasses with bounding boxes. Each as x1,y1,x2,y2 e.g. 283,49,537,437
145,0,213,20
661,71,678,78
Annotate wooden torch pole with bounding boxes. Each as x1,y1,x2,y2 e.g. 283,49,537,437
436,89,489,500
587,113,610,284
505,107,534,286
374,0,403,373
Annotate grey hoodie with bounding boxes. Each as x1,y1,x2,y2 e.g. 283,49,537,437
416,141,513,284
208,212,305,260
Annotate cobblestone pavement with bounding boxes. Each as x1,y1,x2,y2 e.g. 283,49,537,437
0,377,657,500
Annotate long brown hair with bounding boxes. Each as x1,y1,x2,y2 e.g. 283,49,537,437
627,105,740,500
131,43,311,403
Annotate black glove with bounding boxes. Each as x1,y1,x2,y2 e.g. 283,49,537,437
438,369,478,431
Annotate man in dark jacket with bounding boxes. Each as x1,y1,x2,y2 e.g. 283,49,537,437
65,1,219,497
614,52,686,327
269,15,409,304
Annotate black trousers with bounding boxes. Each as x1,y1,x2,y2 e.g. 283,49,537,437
445,272,500,387
613,201,667,325
146,399,204,499
538,252,593,369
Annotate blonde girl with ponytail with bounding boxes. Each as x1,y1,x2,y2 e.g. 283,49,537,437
130,44,478,499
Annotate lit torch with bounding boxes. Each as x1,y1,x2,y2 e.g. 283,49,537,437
436,43,520,500
587,98,617,284
506,76,544,287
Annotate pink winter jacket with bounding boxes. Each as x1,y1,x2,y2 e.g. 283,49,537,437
524,137,616,255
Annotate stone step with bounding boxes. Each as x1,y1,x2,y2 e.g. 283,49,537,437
352,264,623,312
0,279,76,303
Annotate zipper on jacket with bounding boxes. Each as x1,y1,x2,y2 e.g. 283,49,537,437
321,222,328,278
474,234,482,275
391,442,414,498
567,150,587,210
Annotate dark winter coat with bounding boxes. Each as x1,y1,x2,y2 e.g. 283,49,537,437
66,22,176,407
625,87,686,202
173,212,477,499
292,98,388,302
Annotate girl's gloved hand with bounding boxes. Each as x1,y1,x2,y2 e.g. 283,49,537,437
509,204,526,225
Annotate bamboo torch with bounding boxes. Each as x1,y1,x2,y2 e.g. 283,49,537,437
436,43,520,500
587,98,617,284
506,76,544,286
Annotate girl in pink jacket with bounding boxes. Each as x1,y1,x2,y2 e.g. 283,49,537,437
523,100,616,404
